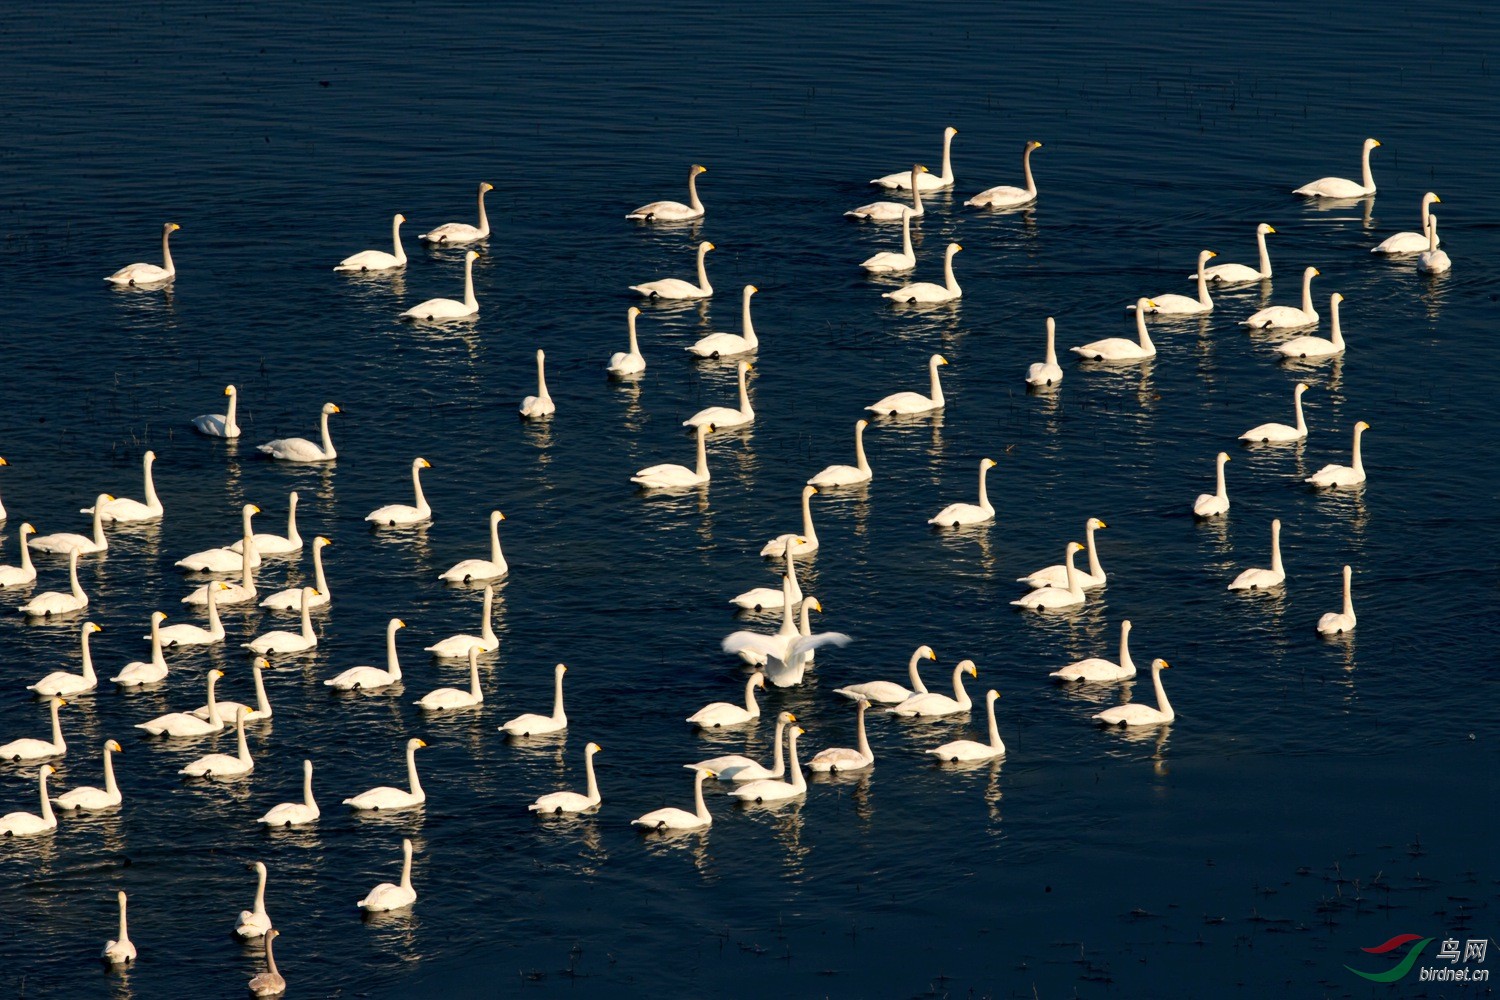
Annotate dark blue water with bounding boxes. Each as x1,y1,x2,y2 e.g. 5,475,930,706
0,2,1496,997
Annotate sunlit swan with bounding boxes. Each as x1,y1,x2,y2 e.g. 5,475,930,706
626,163,707,222
1071,301,1156,362
1050,619,1137,683
631,767,713,832
630,241,714,299
1026,317,1063,386
520,349,556,419
29,497,111,555
1093,659,1174,726
860,208,916,272
929,458,996,527
183,544,256,606
179,706,255,777
685,360,753,429
1012,543,1087,610
336,213,407,271
110,611,169,686
439,512,507,583
0,697,67,760
401,249,480,321
236,861,272,938
632,422,715,489
808,420,872,488
873,127,957,190
258,402,340,462
101,891,135,965
723,597,850,688
833,645,935,704
1306,420,1369,488
104,222,179,285
0,764,56,837
191,384,241,438
688,671,765,729
1193,452,1231,517
0,457,7,521
245,588,319,655
967,140,1043,209
1018,518,1108,590
416,647,484,710
686,284,758,358
1229,518,1286,591
53,738,122,810
761,487,818,556
1141,250,1216,315
232,491,302,556
247,928,285,997
730,543,803,611
425,584,499,657
86,451,162,522
175,503,261,573
809,698,875,772
882,242,962,303
1293,138,1380,197
1242,267,1319,329
20,549,89,617
728,572,801,659
928,690,1005,761
889,660,976,717
689,712,794,782
530,742,602,813
136,669,224,737
1373,193,1440,254
1418,215,1451,274
1276,294,1346,359
420,181,493,243
867,354,947,415
366,458,433,526
258,759,318,827
196,657,273,721
609,307,648,375
343,738,426,810
730,727,807,803
260,536,331,611
1317,565,1357,635
499,663,568,736
29,621,102,696
324,618,403,689
847,165,927,220
358,838,418,912
1240,383,1309,443
1201,224,1275,284
0,523,36,587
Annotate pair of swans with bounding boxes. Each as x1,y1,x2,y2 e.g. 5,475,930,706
0,522,36,587
1418,215,1452,274
28,621,103,696
259,402,340,462
110,612,169,685
688,671,765,728
966,140,1043,209
261,536,332,611
848,165,928,221
192,384,241,438
631,241,714,299
729,726,806,803
632,767,714,832
420,181,493,243
0,764,58,837
53,738,123,810
1194,452,1231,517
633,422,715,489
761,488,818,557
19,549,89,617
889,660,977,717
1373,192,1441,254
1094,659,1174,726
1071,301,1156,362
1139,251,1216,315
609,308,647,375
929,458,996,527
1200,224,1275,284
1306,421,1369,488
1240,383,1310,443
1318,565,1357,635
105,222,179,285
402,249,480,321
530,742,602,813
439,511,508,582
1293,138,1380,198
1019,517,1108,590
1012,543,1087,610
85,451,162,522
324,618,404,689
336,213,407,271
928,690,1005,761
520,350,556,419
183,545,257,607
137,669,229,737
258,759,319,826
499,663,568,735
1243,267,1319,329
30,498,112,556
0,697,67,760
626,163,706,222
358,839,418,912
686,284,759,358
415,647,485,710
723,595,851,688
1026,318,1063,387
872,127,958,190
834,645,936,704
233,491,303,556
882,243,961,304
868,354,947,415
195,658,273,721
692,712,796,782
176,503,262,573
684,360,753,429
178,707,256,777
344,738,426,811
245,588,319,655
367,458,433,526
808,420,872,488
1276,294,1346,358
425,584,500,657
1229,519,1286,591
1050,620,1137,683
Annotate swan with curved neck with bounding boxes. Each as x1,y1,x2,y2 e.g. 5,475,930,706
1306,421,1369,488
29,495,112,555
401,249,480,321
232,491,302,556
685,361,754,429
1201,224,1275,283
109,611,169,685
105,222,179,285
337,213,408,271
882,242,962,303
631,767,714,832
1293,138,1380,197
809,419,872,488
873,126,957,190
178,706,256,777
20,548,89,617
1142,250,1216,315
889,660,977,717
0,764,57,836
366,458,433,526
500,663,569,736
1243,267,1320,329
1093,659,1174,726
1019,518,1108,590
198,657,273,721
235,861,273,938
89,451,162,522
928,690,1005,761
761,486,819,556
344,738,427,811
416,647,485,710
530,742,604,812
729,540,804,611
688,671,765,728
358,838,418,912
730,727,808,803
324,618,403,689
687,284,759,358
245,587,319,655
867,353,947,415
520,349,556,418
1051,619,1137,683
967,140,1043,208
191,384,241,438
1026,317,1063,386
439,512,508,583
809,699,875,772
630,240,714,299
833,644,936,704
860,208,916,272
1193,452,1231,517
259,536,331,611
847,165,927,221
257,758,318,827
1072,300,1157,362
626,163,707,222
1373,192,1441,254
247,928,285,997
1240,383,1309,443
425,584,500,657
259,401,340,462
0,522,36,587
1012,543,1087,610
609,307,648,375
1317,565,1357,634
929,457,997,527
1418,215,1452,274
1229,518,1286,591
632,422,715,489
29,621,102,696
53,738,122,810
136,668,225,737
1276,294,1347,359
102,891,136,964
690,713,794,782
420,181,492,243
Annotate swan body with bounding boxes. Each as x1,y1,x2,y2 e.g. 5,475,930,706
686,284,759,358
689,713,793,782
1306,421,1369,488
358,838,417,912
1143,250,1216,314
609,307,648,375
245,588,319,655
860,208,916,272
195,658,273,721
631,240,714,299
722,598,851,688
687,672,764,729
104,222,179,285
401,249,480,321
882,242,962,303
0,697,67,761
729,542,803,611
928,690,1005,761
1200,225,1275,284
136,669,225,737
420,182,492,243
110,612,169,686
631,767,713,832
235,861,273,938
258,402,340,462
530,742,602,813
626,163,706,222
1373,193,1440,254
633,422,714,489
258,759,318,826
53,738,122,810
178,707,255,777
191,384,241,438
809,698,874,772
1020,517,1108,590
181,542,256,606
260,536,331,611
728,571,802,661
760,486,818,556
231,491,302,556
1241,383,1310,444
336,213,407,271
685,360,754,429
833,645,935,704
158,582,227,648
29,621,102,696
86,451,162,522
1243,267,1319,329
29,497,111,555
0,764,56,837
1228,518,1286,591
439,512,507,582
847,165,927,220
966,140,1043,208
889,660,976,718
20,549,89,617
247,928,285,997
1193,452,1232,518
730,727,807,803
102,891,136,965
1012,542,1088,610
1026,317,1063,386
867,353,947,415
0,523,36,587
873,127,957,190
416,647,484,710
499,663,568,735
1293,138,1380,197
1317,565,1357,635
425,584,500,657
809,419,873,488
929,457,996,527
1093,659,1174,726
1276,293,1347,359
175,503,262,572
1418,214,1451,274
520,349,556,419
1051,619,1138,683
324,618,404,689
1071,300,1157,361
343,738,426,811
366,457,433,526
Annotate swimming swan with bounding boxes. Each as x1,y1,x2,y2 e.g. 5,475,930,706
1011,543,1087,610
685,360,754,429
1305,420,1368,488
101,891,136,965
499,663,568,736
860,208,916,273
808,698,875,772
52,738,122,810
420,182,492,243
687,671,765,728
928,457,996,527
178,706,255,777
343,738,426,811
889,660,976,717
175,503,261,573
400,250,480,321
1193,452,1231,517
1373,193,1440,254
866,354,947,415
357,838,417,912
438,511,508,583
109,611,169,685
847,165,927,221
872,127,957,190
626,163,706,222
258,402,340,462
832,644,935,704
808,419,872,488
235,861,273,938
1018,517,1107,590
1199,224,1275,284
520,349,556,419
882,242,961,303
425,583,500,657
258,759,319,827
415,647,484,710
105,222,179,285
244,588,319,655
631,767,713,832
29,498,111,555
260,536,331,611
609,307,648,375
0,523,36,587
722,597,851,688
1142,250,1215,315
689,713,794,783
1293,138,1380,197
530,742,602,813
1050,619,1137,683
195,657,273,721
686,284,758,358
1026,317,1063,386
231,491,302,556
967,140,1043,209
1240,383,1309,444
19,549,89,617
632,422,715,489
1228,518,1286,591
28,621,102,696
1071,301,1156,362
927,689,1005,761
0,764,57,837
86,451,162,522
366,458,433,526
1242,267,1319,329
191,384,241,438
323,618,403,689
1317,565,1357,635
729,727,807,803
1093,659,1173,726
136,669,225,737
761,486,818,556
1276,294,1346,359
729,543,803,611
630,241,714,299
1418,215,1451,274
0,697,67,761
247,928,285,997
336,213,407,271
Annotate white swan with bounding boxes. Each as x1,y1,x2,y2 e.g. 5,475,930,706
104,222,179,285
609,307,648,375
110,611,169,686
729,542,803,611
416,647,484,710
723,597,851,688
86,451,162,522
343,738,426,811
928,690,1005,761
29,621,102,696
809,698,875,773
1240,383,1309,443
336,213,407,271
685,360,753,429
729,727,807,803
1200,224,1275,284
929,457,996,527
182,543,256,606
689,712,794,782
889,660,976,717
245,588,319,655
258,759,318,827
1228,518,1286,591
966,140,1043,209
631,767,713,832
728,572,801,659
833,645,935,704
29,497,111,555
235,861,272,938
1317,565,1357,635
1018,518,1108,590
626,163,706,222
175,503,261,573
1050,619,1137,683
324,618,404,689
1293,138,1380,197
0,764,56,837
808,420,872,488
232,491,302,556
439,512,507,583
520,349,556,419
178,707,256,777
401,249,480,321
359,838,418,912
1242,267,1319,329
632,422,715,489
260,536,330,611
420,182,493,243
1276,294,1347,359
248,928,285,997
1306,421,1369,488
102,891,136,965
882,242,962,304
530,742,603,813
630,240,714,299
867,354,947,415
0,523,36,587
1026,317,1063,387
499,663,568,736
847,165,927,220
425,584,500,657
687,671,765,729
1094,659,1174,726
136,669,224,737
873,127,958,190
196,658,273,721
0,457,7,521
1142,250,1216,315
19,549,89,617
686,284,759,358
191,384,241,438
53,738,122,810
1193,452,1231,517
761,486,818,556
1373,193,1440,254
259,402,340,462
1011,543,1087,610
366,458,433,526
1418,214,1451,274
860,208,916,273
1071,301,1157,362
0,697,67,760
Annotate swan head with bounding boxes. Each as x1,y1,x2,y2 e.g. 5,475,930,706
945,126,958,138
586,742,601,755
1089,517,1106,530
390,617,406,630
248,504,261,515
1067,541,1085,555
1138,298,1157,311
751,672,766,689
807,597,823,613
691,164,707,175
1217,451,1231,465
803,485,818,498
408,738,428,751
779,711,797,724
1153,658,1171,671
107,739,122,753
40,764,55,778
981,458,996,470
164,222,181,233
700,241,715,253
210,669,225,680
466,250,481,262
919,645,937,660
238,708,255,721
152,611,168,623
1200,250,1217,262
86,621,103,635
52,697,67,708
1294,382,1309,395
323,403,341,415
744,284,758,297
491,510,506,524
555,663,568,676
255,658,270,671
933,354,948,366
1364,138,1381,150
224,385,236,397
986,689,1001,704
959,660,978,678
1027,140,1043,151
913,164,930,175
1258,224,1276,235
855,418,868,431
947,242,963,256
1308,267,1320,278
98,494,115,505
143,450,156,464
315,536,331,548
628,306,641,319
395,213,407,223
479,182,495,194
415,457,432,470
19,522,33,536
265,928,280,943
1356,420,1370,432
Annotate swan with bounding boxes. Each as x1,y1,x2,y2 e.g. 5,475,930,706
499,663,568,736
1199,225,1275,284
760,486,818,556
1317,565,1357,635
867,354,947,415
260,536,331,611
1229,519,1286,591
723,597,851,688
1242,267,1319,329
1050,619,1137,683
609,307,648,375
1012,543,1087,610
889,660,976,718
258,402,340,462
175,503,261,573
687,671,765,729
1193,452,1231,517
420,181,493,243
689,712,794,782
401,249,480,321
244,588,319,655
28,621,102,696
1093,659,1174,726
1373,193,1440,254
1071,301,1157,362
1018,518,1108,590
29,497,111,555
236,861,273,938
530,742,603,813
882,242,962,303
1293,137,1380,197
439,512,507,583
928,690,1005,761
343,738,426,811
0,457,6,521
366,458,433,526
1026,317,1063,386
929,457,996,527
626,163,707,222
632,422,715,489
847,165,927,221
1141,250,1216,314
809,698,875,773
833,645,935,704
258,760,318,827
110,612,169,686
520,349,556,419
685,360,754,429
630,240,714,299
0,697,67,760
873,127,958,190
729,543,803,611
808,419,873,488
179,707,256,777
1240,383,1309,443
53,738,122,810
0,764,56,837
1276,293,1347,359
231,491,302,556
196,657,273,721
728,572,802,660
729,727,807,803
181,544,256,606
860,208,916,272
359,838,418,912
104,222,179,285
425,584,499,657
19,549,88,617
336,213,407,271
324,618,404,689
191,384,241,438
966,140,1043,209
1418,215,1452,274
102,891,136,965
136,669,224,737
686,284,759,358
1306,420,1369,488
0,523,36,587
247,928,285,997
416,647,484,710
86,451,162,522
631,767,713,832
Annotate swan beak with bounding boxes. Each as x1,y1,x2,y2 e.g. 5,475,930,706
0,457,9,467
1312,269,1320,276
168,223,181,232
705,769,717,777
417,739,428,747
1098,521,1107,529
498,512,506,520
704,242,715,250
394,619,405,628
788,714,797,722
1146,299,1158,308
331,404,342,413
1372,139,1382,147
810,599,823,612
1160,661,1172,669
967,665,977,677
1207,251,1218,258
927,650,937,660
421,459,432,468
1434,195,1442,203
1266,226,1277,233
919,165,930,173
1034,141,1043,148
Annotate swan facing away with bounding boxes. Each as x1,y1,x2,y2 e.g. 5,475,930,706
872,127,957,190
520,349,556,419
809,419,872,488
808,698,875,773
1200,224,1275,284
1240,383,1309,443
626,163,707,222
235,861,273,938
1026,317,1063,387
1093,659,1174,726
867,354,947,416
401,250,480,321
366,458,433,527
1306,421,1369,488
425,584,499,657
53,738,123,810
105,222,179,285
1317,565,1357,635
28,621,102,696
1293,138,1380,197
86,451,162,522
1418,215,1452,274
685,360,754,429
324,618,403,689
689,713,794,782
633,422,715,489
631,241,714,299
530,742,603,813
1018,517,1107,590
247,928,285,997
833,644,935,704
631,767,713,832
336,213,407,271
420,182,492,243
928,690,1005,762
687,284,759,358
259,402,340,462
847,165,927,221
1193,452,1231,518
439,511,508,583
966,140,1043,209
860,208,916,273
1142,250,1216,315
1373,193,1440,254
416,647,484,711
499,663,568,736
0,697,67,761
1050,619,1137,683
1011,543,1087,610
729,727,807,803
0,764,57,837
1276,294,1347,359
344,738,426,811
1228,519,1286,591
19,548,89,617
609,308,647,375
688,672,765,729
191,384,241,438
358,838,417,912
178,707,256,778
889,660,976,717
1071,301,1156,362
929,458,996,527
102,891,136,965
882,242,961,304
1243,267,1319,330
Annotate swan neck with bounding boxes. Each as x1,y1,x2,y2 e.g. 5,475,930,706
797,601,811,635
92,505,106,547
1257,229,1272,277
1196,259,1211,306
302,763,314,808
225,389,238,434
412,462,429,512
476,185,490,236
1293,390,1306,434
908,653,929,693
1044,320,1057,365
1215,459,1228,500
1085,523,1103,577
161,225,174,274
1136,307,1154,351
407,744,423,798
1152,664,1173,718
693,771,709,820
481,589,497,645
206,672,222,726
1022,143,1037,196
1065,549,1082,597
1351,427,1364,475
745,676,760,713
1342,571,1354,615
929,358,944,407
856,703,871,758
627,312,640,353
552,668,566,721
1361,143,1375,191
391,215,406,264
911,171,923,212
80,629,96,681
801,490,816,539
265,932,279,977
944,248,959,294
117,896,129,943
400,846,413,891
536,354,549,398
696,244,712,294
301,591,314,638
788,729,805,790
320,409,336,456
738,364,751,413
584,750,599,801
854,422,870,473
695,427,709,477
468,655,481,697
977,462,992,511
285,497,300,546
940,130,954,183
38,769,53,824
490,517,504,565
463,254,478,309
1302,271,1314,315
20,533,32,573
236,716,250,761
900,211,913,256
986,697,1002,749
254,665,271,715
771,719,787,774
1119,625,1135,671
386,621,400,674
1270,524,1283,574
104,745,118,795
687,168,702,212
68,553,84,599
143,455,160,510
313,541,328,592
51,698,64,749
741,289,756,348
